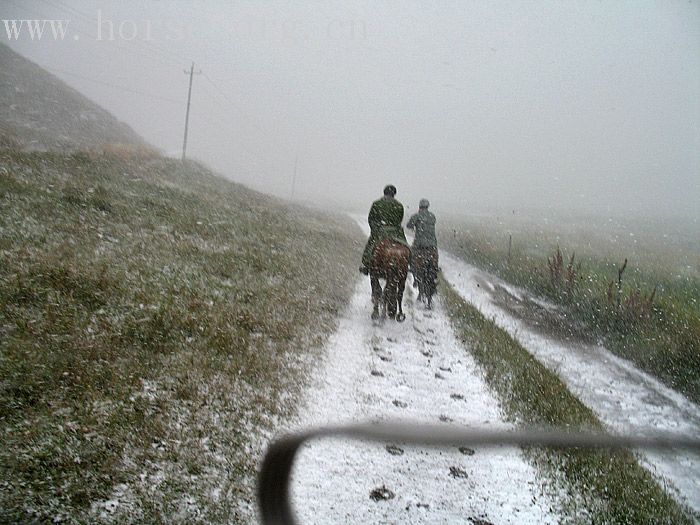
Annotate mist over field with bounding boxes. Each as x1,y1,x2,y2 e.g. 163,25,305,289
3,1,699,219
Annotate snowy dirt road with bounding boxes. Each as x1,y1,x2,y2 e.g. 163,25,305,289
440,252,700,516
288,278,561,524
277,216,698,523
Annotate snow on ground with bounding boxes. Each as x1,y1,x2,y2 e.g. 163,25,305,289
440,251,700,515
288,278,561,524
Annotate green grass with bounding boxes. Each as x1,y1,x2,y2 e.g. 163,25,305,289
441,281,694,524
0,150,363,522
439,214,700,404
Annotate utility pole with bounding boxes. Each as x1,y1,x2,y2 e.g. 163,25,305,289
182,62,201,162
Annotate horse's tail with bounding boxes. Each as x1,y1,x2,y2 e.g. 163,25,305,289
384,242,410,317
372,239,410,318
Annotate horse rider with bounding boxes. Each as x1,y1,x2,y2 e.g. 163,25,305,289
359,184,409,275
406,198,438,278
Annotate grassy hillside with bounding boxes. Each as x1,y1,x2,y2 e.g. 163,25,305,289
0,44,146,152
439,213,700,404
0,149,362,522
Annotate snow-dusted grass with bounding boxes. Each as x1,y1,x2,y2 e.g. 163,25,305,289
0,151,362,523
441,251,700,515
440,213,700,405
441,279,693,523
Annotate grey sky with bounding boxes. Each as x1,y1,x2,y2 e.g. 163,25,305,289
3,0,699,218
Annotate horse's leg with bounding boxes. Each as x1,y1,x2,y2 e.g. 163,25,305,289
414,251,425,303
427,254,438,308
422,261,431,308
396,278,406,322
384,278,396,320
412,262,419,289
416,264,425,303
370,272,381,320
384,267,397,320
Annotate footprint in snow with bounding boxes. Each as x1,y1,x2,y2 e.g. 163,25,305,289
450,393,465,400
377,353,392,362
468,516,495,525
369,486,395,501
434,372,445,380
392,399,408,408
421,350,433,358
449,466,469,479
439,414,454,423
406,502,430,511
387,337,397,343
438,365,452,372
385,444,404,456
371,369,384,377
467,517,493,525
458,446,476,456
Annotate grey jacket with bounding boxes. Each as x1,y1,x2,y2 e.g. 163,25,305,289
406,209,437,248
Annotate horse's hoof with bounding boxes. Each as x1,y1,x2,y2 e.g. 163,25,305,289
371,311,379,320
396,313,406,322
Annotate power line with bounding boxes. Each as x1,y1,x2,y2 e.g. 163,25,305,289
47,0,186,66
23,0,186,69
202,72,239,109
201,72,279,141
6,0,286,173
199,72,300,184
185,81,281,174
44,66,181,104
45,64,277,174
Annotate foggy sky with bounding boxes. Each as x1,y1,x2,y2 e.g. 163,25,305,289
4,1,699,218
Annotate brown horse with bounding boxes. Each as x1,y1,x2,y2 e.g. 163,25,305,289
369,238,410,321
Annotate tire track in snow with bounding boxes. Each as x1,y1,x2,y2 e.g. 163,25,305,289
288,278,560,524
440,251,700,515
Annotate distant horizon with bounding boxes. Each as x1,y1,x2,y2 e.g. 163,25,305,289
3,1,698,220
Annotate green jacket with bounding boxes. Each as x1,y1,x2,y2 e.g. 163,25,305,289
406,209,437,248
362,196,409,266
368,196,407,245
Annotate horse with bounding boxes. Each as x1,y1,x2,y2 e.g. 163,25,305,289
412,247,438,309
369,238,410,322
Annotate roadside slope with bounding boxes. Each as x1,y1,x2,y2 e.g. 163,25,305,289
0,150,362,522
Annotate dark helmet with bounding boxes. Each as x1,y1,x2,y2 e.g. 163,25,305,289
419,198,430,209
383,184,397,197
